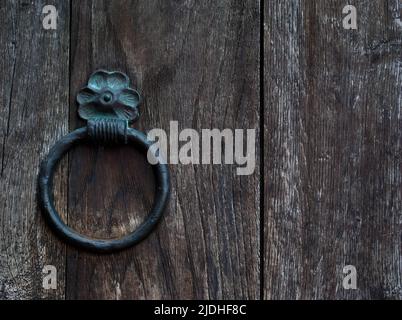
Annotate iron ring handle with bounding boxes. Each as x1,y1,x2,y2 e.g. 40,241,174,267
38,126,170,253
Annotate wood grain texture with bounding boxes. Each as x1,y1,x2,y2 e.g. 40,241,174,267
0,0,70,299
2,0,402,301
265,0,402,299
67,0,260,299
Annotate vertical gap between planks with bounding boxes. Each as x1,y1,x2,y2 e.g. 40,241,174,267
259,0,265,300
64,0,73,300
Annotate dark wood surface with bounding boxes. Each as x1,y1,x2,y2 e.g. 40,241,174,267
67,0,259,300
1,0,259,299
2,0,402,300
0,0,69,299
265,0,402,299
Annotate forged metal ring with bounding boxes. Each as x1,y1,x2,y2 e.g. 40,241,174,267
38,126,170,253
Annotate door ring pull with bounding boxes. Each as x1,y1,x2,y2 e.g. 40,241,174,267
38,70,170,253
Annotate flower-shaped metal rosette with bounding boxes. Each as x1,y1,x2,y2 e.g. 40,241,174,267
77,70,141,122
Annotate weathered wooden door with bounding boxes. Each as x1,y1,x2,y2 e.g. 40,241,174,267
265,1,402,299
0,0,259,299
1,0,402,300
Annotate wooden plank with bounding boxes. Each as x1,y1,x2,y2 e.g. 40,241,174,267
67,0,260,299
0,0,70,299
265,0,402,299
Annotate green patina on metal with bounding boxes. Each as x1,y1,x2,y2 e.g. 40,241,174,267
77,70,141,123
38,70,170,253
